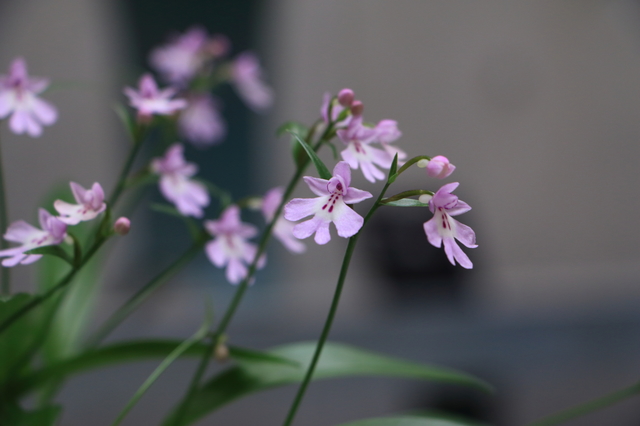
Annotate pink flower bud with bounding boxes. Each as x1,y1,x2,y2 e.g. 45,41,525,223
350,100,364,117
426,155,456,179
337,88,354,107
207,34,231,57
113,217,131,235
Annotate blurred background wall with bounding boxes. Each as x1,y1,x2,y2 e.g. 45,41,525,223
0,0,639,425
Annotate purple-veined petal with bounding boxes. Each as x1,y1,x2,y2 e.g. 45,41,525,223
332,161,352,188
331,201,364,238
274,218,306,253
226,258,247,284
443,237,473,269
340,148,359,169
303,176,330,197
313,220,331,245
284,197,323,222
343,187,373,204
292,217,323,240
31,98,57,125
447,199,472,216
3,220,42,244
359,160,384,183
453,219,477,248
205,239,227,267
423,218,442,248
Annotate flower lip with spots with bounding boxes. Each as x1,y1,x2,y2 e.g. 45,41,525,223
0,57,58,137
0,208,67,267
54,182,107,225
423,182,476,269
284,161,372,245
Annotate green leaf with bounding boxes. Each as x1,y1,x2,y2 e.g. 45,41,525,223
110,316,213,426
162,341,493,426
289,132,332,179
24,246,73,266
337,415,486,426
388,154,399,184
382,199,430,207
18,340,295,395
277,121,308,137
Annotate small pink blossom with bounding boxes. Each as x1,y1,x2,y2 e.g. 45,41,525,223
338,116,393,183
0,209,67,267
178,93,226,147
0,58,57,137
424,155,456,179
149,26,210,85
113,217,131,235
261,187,305,254
232,52,273,112
123,74,187,120
423,182,476,269
151,144,209,218
284,161,372,245
205,205,265,284
54,182,106,225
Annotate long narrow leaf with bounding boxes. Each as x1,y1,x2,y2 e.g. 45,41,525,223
18,340,295,395
162,341,493,426
289,132,332,179
109,322,210,426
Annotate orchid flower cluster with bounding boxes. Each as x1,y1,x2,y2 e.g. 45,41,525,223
0,27,497,426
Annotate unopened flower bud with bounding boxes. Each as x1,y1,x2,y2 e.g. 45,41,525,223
418,194,433,204
426,155,456,179
350,100,364,117
113,217,131,235
337,88,355,107
214,341,229,362
417,159,430,168
207,34,231,57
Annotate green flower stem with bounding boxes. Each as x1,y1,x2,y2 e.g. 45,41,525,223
170,123,335,426
108,124,148,208
282,180,391,426
381,189,434,204
0,125,9,295
395,155,431,176
109,319,210,426
527,381,640,426
85,239,206,348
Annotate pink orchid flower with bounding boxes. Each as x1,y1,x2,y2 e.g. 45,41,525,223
0,58,57,137
54,182,106,225
205,205,265,285
338,116,393,183
284,161,372,245
0,209,67,267
124,74,187,120
151,144,210,218
423,182,476,269
232,52,273,112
